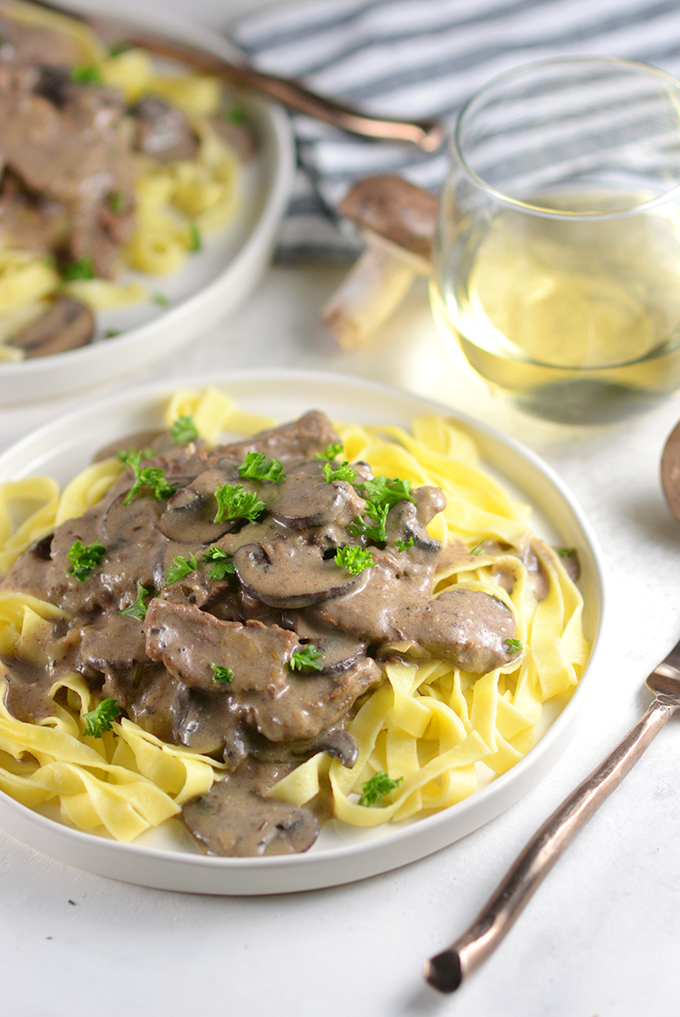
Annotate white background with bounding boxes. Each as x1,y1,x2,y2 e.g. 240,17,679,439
2,1,680,1015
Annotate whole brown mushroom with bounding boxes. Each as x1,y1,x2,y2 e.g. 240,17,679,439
322,174,438,349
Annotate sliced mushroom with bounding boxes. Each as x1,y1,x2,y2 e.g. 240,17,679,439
269,470,365,530
8,296,94,358
130,96,199,163
293,728,358,768
288,614,368,675
157,467,241,544
386,498,442,555
101,488,167,547
233,541,369,609
322,175,438,349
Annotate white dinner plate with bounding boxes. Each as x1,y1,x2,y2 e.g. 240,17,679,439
0,1,295,406
0,370,607,894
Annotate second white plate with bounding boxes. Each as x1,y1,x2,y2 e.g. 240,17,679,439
0,1,295,406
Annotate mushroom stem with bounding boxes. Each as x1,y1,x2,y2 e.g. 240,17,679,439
322,244,416,350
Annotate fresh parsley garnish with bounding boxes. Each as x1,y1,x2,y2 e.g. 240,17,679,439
315,442,344,461
107,190,125,213
104,329,120,338
357,475,414,509
83,698,120,738
349,501,390,545
61,256,95,281
470,540,485,556
119,450,175,505
203,546,235,580
358,772,403,807
505,638,523,654
222,104,245,123
395,537,414,552
211,663,233,685
166,553,198,585
169,415,199,445
71,63,103,84
237,451,285,483
153,293,169,306
334,545,375,575
65,540,106,581
323,461,357,483
213,483,266,524
190,223,202,251
118,582,152,620
108,40,128,57
556,547,576,557
289,645,324,672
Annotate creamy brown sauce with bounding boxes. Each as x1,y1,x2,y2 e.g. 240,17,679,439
0,411,521,856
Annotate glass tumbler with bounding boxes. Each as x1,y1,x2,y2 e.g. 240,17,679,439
430,57,680,424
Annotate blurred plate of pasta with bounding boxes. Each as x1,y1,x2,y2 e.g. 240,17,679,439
0,370,607,894
0,0,295,404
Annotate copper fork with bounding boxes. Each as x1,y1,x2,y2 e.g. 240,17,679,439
424,639,680,992
14,0,444,151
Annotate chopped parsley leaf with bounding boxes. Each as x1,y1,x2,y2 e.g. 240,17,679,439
556,547,576,557
61,257,95,282
314,442,344,461
107,190,125,214
222,104,245,123
323,461,357,484
237,451,285,483
71,63,103,84
358,771,403,807
189,223,202,251
108,40,128,57
153,293,169,306
170,414,199,446
349,501,389,545
83,698,120,738
395,537,414,552
357,475,414,509
213,483,265,524
104,329,121,339
166,553,198,585
505,638,523,654
118,582,153,620
289,645,324,672
211,663,233,685
119,451,175,505
334,545,375,575
65,540,106,581
203,546,235,580
470,540,485,556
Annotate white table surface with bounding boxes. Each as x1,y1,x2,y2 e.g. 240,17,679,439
3,2,680,1015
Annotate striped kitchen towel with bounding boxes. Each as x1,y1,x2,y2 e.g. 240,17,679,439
230,0,680,260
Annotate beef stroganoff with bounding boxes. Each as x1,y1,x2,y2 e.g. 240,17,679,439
0,389,589,856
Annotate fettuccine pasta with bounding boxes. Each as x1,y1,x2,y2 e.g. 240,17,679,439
0,391,590,845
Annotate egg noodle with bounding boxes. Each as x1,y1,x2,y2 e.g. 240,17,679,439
0,1,241,362
0,388,589,843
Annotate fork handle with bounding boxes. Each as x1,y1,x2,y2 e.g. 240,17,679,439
424,694,679,993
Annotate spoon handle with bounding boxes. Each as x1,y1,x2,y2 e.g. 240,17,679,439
424,694,678,993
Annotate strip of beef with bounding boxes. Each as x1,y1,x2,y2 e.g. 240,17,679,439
183,760,319,857
144,598,381,741
8,297,94,358
212,410,342,466
0,17,81,67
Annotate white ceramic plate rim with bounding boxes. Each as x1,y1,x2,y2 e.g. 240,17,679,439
0,369,607,889
0,1,295,394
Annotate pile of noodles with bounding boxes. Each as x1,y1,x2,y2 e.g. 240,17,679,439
0,388,589,842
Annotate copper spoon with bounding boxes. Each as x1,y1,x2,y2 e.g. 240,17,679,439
17,0,444,151
424,647,680,993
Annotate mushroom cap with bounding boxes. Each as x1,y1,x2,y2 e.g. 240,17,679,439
339,174,438,260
